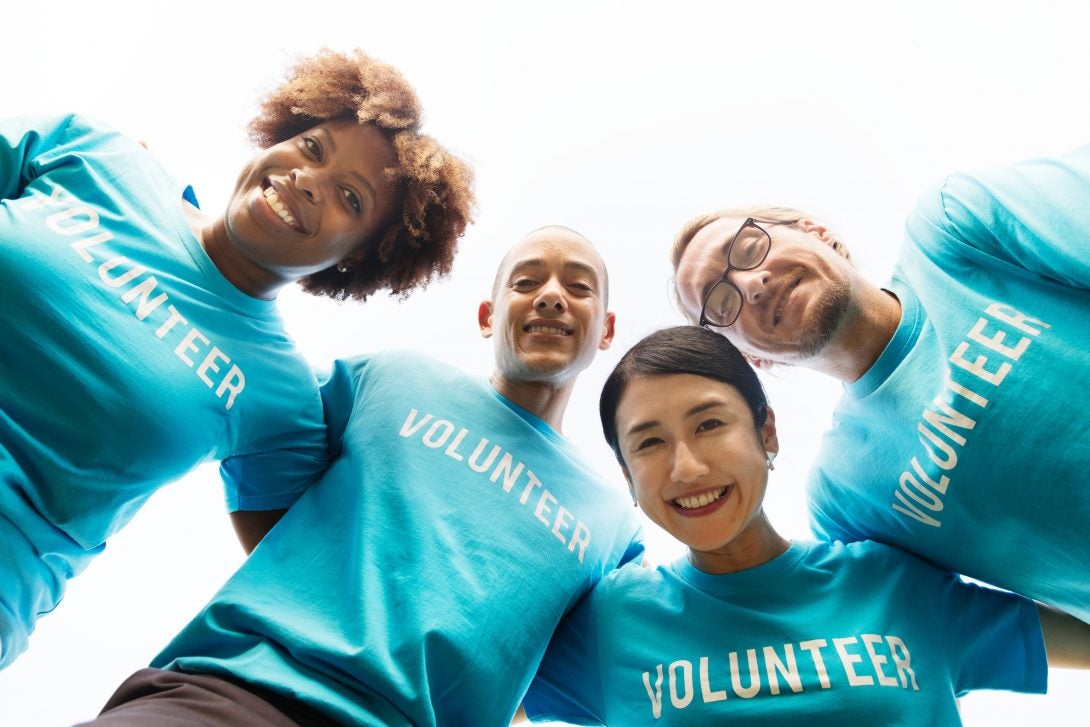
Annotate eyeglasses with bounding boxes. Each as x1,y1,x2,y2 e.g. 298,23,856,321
698,218,786,328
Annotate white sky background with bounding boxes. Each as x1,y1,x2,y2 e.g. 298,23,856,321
2,1,1088,724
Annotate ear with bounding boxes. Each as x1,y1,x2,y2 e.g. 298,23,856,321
620,464,637,500
797,218,834,246
761,406,780,455
744,352,774,370
598,311,617,351
478,301,494,338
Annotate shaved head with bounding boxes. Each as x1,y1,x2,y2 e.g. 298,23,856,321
491,226,609,305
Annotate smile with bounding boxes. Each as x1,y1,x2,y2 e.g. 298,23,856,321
524,324,571,336
673,486,729,510
263,186,302,232
772,273,803,327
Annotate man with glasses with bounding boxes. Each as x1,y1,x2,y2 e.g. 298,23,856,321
669,144,1090,628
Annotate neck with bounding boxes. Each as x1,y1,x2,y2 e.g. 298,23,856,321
188,209,284,300
814,284,901,383
488,371,575,432
688,513,790,575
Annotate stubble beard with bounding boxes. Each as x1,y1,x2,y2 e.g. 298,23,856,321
793,282,852,362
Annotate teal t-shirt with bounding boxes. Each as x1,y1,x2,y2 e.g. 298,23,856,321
523,540,1045,726
0,114,327,666
153,351,645,726
807,144,1090,622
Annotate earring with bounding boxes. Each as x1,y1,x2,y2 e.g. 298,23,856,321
766,451,777,471
337,261,352,274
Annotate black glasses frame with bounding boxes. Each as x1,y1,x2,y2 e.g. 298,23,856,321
698,217,788,328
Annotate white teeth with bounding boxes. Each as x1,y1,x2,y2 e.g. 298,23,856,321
263,187,298,227
674,487,728,510
527,325,570,335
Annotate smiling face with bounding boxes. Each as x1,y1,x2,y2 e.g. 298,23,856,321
223,118,400,286
616,373,779,564
479,227,615,385
675,216,854,365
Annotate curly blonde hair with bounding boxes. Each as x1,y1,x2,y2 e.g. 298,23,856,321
248,49,475,301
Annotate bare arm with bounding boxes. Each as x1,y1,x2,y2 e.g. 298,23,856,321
1037,603,1090,668
510,705,528,725
230,509,288,555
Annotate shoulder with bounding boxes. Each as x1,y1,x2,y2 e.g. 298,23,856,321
815,539,953,588
327,349,459,383
590,560,676,608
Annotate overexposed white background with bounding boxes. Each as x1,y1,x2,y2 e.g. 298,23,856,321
2,1,1088,724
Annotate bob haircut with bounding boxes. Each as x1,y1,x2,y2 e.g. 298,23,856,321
599,325,770,466
248,48,475,301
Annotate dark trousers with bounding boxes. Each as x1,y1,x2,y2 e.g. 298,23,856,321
76,668,344,726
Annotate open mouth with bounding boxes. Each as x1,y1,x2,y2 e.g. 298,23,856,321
673,485,729,510
523,324,572,336
262,184,304,232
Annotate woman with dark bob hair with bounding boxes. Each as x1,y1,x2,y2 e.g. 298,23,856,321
0,48,474,669
522,326,1090,725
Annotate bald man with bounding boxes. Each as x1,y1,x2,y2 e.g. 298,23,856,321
83,227,643,727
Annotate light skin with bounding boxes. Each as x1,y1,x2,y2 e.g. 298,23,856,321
616,372,787,574
479,227,616,431
675,216,901,382
187,118,400,301
615,371,1090,666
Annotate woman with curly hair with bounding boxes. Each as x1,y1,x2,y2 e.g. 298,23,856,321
0,48,474,670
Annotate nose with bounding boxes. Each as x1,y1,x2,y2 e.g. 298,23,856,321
534,278,567,312
290,167,320,203
731,267,771,305
670,440,709,485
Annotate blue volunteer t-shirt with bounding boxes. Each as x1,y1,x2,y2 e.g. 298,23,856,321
523,540,1045,726
153,350,645,726
0,114,327,666
807,144,1090,622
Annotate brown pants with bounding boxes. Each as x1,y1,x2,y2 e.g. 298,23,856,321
76,668,343,726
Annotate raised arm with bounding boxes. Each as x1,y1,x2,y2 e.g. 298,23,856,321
1037,602,1090,669
230,509,288,554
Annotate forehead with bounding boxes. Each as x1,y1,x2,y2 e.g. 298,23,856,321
498,229,606,281
675,216,746,314
617,373,748,429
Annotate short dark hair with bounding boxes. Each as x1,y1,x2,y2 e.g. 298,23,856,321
599,325,770,465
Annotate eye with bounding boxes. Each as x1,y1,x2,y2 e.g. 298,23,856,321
633,436,663,452
696,418,724,433
510,278,538,290
303,136,322,160
568,282,594,294
341,187,362,214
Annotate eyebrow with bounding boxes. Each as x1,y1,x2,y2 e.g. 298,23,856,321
624,400,723,438
508,258,601,283
319,127,379,211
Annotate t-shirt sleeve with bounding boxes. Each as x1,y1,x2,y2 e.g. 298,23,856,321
907,144,1090,289
928,567,1047,696
217,357,372,511
218,388,329,512
1,114,90,199
522,586,607,725
806,466,857,544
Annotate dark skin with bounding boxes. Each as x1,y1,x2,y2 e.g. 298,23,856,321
198,120,400,553
231,510,288,554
